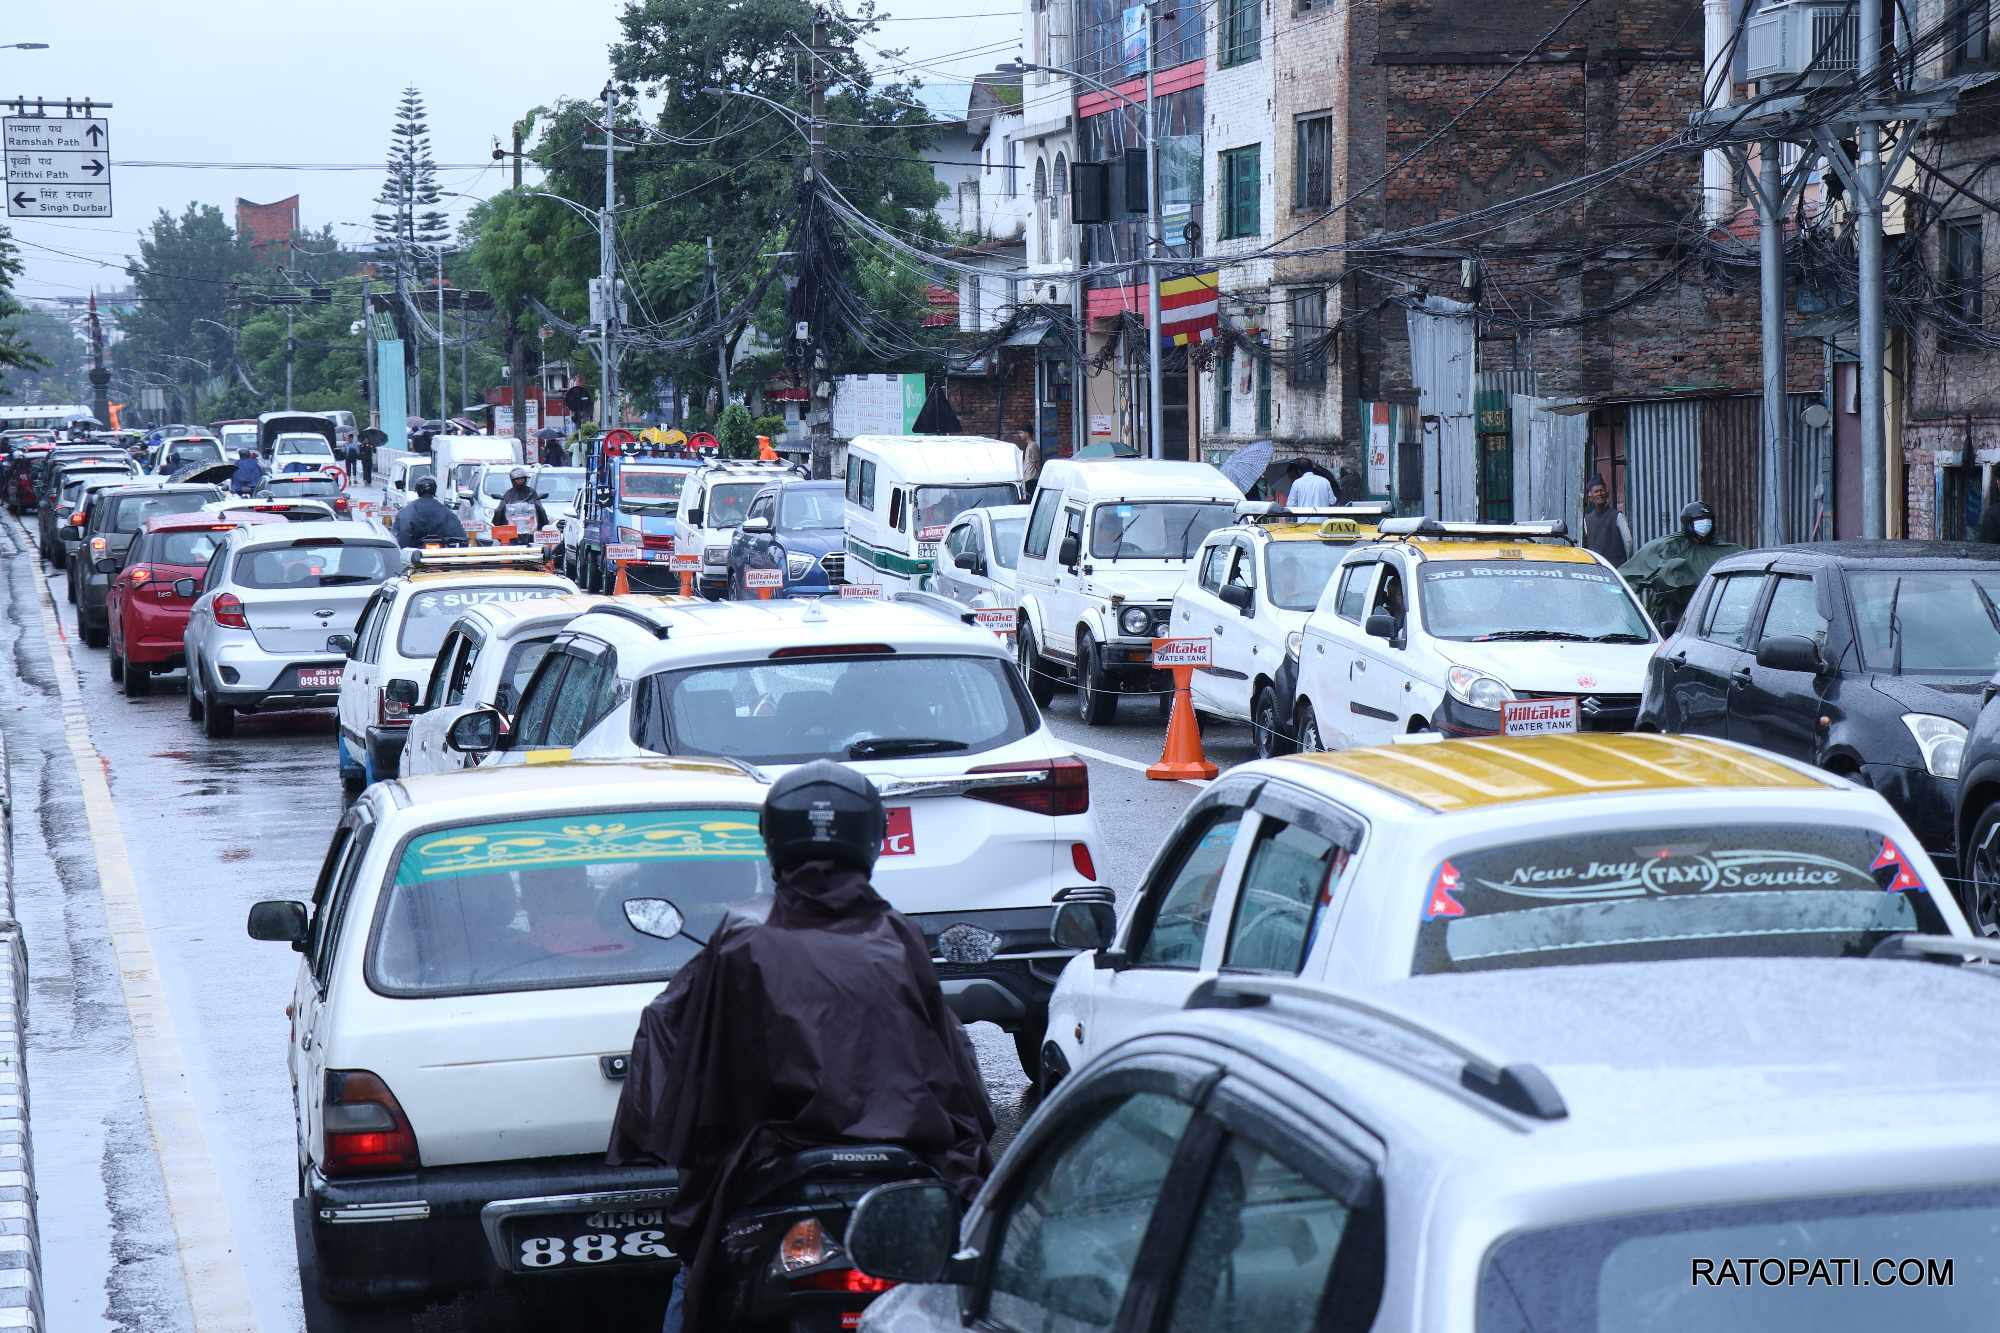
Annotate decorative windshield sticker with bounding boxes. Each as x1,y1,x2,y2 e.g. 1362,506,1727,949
408,587,562,617
1871,837,1925,893
1424,859,1465,920
397,809,764,884
1421,565,1617,584
1444,847,1880,903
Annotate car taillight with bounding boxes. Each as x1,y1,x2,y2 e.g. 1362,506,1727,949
966,756,1090,817
789,1268,895,1295
129,566,153,588
69,512,84,526
1071,841,1097,880
642,532,674,550
213,593,249,628
90,536,106,555
321,1069,420,1176
379,686,413,726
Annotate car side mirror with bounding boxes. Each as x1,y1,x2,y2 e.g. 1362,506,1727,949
326,633,356,656
621,897,686,941
1755,634,1822,674
685,506,703,526
741,516,773,535
172,577,199,598
95,557,119,574
1052,899,1117,951
953,550,980,572
246,899,309,951
1365,610,1398,640
446,707,504,756
846,1180,963,1285
384,678,420,708
1219,583,1254,614
1057,533,1082,567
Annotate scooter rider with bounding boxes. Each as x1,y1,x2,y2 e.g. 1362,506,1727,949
491,465,547,544
609,761,995,1333
392,475,468,548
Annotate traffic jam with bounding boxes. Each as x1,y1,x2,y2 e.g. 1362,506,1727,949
3,418,1996,1332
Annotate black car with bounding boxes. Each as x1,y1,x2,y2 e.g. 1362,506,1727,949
70,484,221,647
1948,681,2000,936
1637,542,1999,870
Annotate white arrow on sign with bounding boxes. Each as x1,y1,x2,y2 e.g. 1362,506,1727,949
7,183,110,218
5,150,108,184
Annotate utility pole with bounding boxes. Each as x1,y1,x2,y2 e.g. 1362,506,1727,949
1754,145,1789,547
436,247,447,421
1855,0,1887,538
597,82,620,431
708,235,730,405
87,291,108,425
505,124,529,452
809,9,830,476
1142,0,1165,459
363,275,375,429
285,307,295,410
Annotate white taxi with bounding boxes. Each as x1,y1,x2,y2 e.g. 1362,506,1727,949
1040,731,1975,1089
246,758,772,1320
1291,518,1658,750
335,548,576,789
439,596,1109,1077
1172,503,1384,758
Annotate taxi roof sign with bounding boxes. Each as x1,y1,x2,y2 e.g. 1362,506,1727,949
404,546,553,572
1234,500,1390,524
1377,517,1570,543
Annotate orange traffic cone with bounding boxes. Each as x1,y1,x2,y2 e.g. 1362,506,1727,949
757,584,773,601
613,559,631,596
679,567,695,597
1148,666,1218,781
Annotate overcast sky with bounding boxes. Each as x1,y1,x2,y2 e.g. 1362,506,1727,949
5,0,1019,304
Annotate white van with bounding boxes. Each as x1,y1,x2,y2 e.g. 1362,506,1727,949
677,459,798,598
428,435,519,522
841,435,1023,594
1013,458,1242,725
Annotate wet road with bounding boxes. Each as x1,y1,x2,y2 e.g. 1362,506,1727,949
2,497,1241,1331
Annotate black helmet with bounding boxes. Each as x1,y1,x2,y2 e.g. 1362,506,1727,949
760,760,886,874
415,476,438,497
1680,500,1714,537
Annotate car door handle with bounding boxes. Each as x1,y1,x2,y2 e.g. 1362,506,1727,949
1668,652,1688,667
1213,625,1226,635
1730,667,1752,688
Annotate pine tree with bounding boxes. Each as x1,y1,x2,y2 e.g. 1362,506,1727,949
372,86,449,266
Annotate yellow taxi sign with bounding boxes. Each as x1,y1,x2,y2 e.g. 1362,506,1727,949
1318,518,1361,539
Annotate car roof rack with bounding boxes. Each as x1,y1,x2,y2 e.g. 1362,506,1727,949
1869,933,2000,969
1376,517,1570,543
1186,975,1569,1122
403,547,552,571
575,600,676,640
1234,501,1390,525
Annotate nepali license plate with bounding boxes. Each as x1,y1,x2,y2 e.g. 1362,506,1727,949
296,667,343,690
1501,696,1578,736
488,1192,678,1274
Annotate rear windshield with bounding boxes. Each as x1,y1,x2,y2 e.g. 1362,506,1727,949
107,492,210,533
233,541,400,590
1479,1183,2000,1332
163,442,222,469
368,807,772,996
914,483,1020,541
267,477,340,497
1413,823,1950,975
704,481,762,528
274,436,331,455
148,530,232,567
1090,501,1235,560
635,653,1031,765
396,584,568,659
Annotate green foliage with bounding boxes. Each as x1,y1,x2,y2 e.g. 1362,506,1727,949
752,413,784,441
0,307,78,400
716,402,756,458
374,86,449,261
121,204,251,383
0,225,37,378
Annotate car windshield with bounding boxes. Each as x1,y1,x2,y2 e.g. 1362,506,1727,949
401,464,433,490
452,464,484,491
396,585,567,659
107,492,210,533
914,483,1020,540
368,807,773,996
153,530,231,566
1479,1183,2000,1332
537,472,582,505
1266,542,1349,610
780,488,843,530
233,540,400,590
990,516,1027,569
1413,822,1950,976
619,468,686,504
636,653,1031,765
704,481,762,528
1090,501,1235,560
1848,570,2000,673
1418,559,1653,641
218,428,257,452
164,442,222,468
266,477,339,497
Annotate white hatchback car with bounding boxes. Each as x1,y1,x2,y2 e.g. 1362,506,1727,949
1292,518,1658,750
336,548,576,788
930,503,1029,613
442,596,1110,1075
273,433,340,476
246,758,773,1321
1040,731,1972,1089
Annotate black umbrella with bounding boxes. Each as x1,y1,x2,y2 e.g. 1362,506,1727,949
535,426,566,441
360,427,388,447
912,384,961,434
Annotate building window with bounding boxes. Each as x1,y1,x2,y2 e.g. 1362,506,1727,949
1220,145,1260,240
1295,113,1332,210
1035,156,1050,261
1256,340,1272,431
1217,341,1233,433
1950,1,1991,72
1006,139,1020,196
1053,151,1070,260
1289,288,1328,387
1945,216,1984,350
1222,0,1260,66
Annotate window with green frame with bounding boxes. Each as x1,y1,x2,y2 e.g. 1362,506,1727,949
1220,145,1260,240
1217,341,1233,432
1222,0,1260,65
1256,342,1272,431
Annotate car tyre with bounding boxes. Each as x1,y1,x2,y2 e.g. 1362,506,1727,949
1295,701,1325,753
294,1199,411,1333
1017,622,1058,707
202,683,236,739
63,567,76,603
83,619,107,649
1012,1021,1047,1083
124,660,149,697
1959,803,2000,939
1077,633,1118,726
1253,684,1293,759
185,667,203,721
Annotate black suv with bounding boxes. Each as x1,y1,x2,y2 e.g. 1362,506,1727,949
1637,542,2000,867
70,484,221,646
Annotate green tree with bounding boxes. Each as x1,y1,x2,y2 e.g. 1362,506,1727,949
120,204,252,406
0,225,38,378
715,402,755,458
373,86,449,266
0,307,79,400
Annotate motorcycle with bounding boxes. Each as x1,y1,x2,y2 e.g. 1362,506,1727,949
622,898,937,1333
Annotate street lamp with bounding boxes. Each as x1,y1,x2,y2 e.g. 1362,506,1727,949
0,43,50,51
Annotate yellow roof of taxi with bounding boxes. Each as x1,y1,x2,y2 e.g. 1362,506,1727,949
390,755,757,806
1258,519,1378,542
1283,733,1832,814
1399,538,1600,564
400,565,575,586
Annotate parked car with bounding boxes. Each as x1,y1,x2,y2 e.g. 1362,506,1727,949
1292,518,1657,751
1038,730,1970,1090
106,511,284,695
450,595,1109,1075
245,758,774,1321
1014,458,1242,724
181,521,403,738
336,548,575,788
725,478,846,599
1173,503,1385,758
839,435,1023,595
931,503,1030,614
71,483,225,646
852,955,2000,1333
676,459,798,598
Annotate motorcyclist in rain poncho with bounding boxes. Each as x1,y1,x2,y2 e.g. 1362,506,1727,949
1621,500,1744,629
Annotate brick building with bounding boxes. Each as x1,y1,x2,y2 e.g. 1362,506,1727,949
235,195,299,265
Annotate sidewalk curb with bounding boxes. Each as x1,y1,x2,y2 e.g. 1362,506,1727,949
0,726,41,1333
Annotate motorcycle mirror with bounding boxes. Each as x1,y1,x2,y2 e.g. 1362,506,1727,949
624,897,698,944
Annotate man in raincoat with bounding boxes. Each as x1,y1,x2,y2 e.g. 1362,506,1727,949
229,448,263,496
609,761,994,1333
1621,500,1743,629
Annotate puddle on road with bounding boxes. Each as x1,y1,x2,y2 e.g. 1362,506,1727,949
218,848,252,863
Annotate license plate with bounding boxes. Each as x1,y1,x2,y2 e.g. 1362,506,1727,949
881,806,915,857
504,1216,675,1272
297,668,342,689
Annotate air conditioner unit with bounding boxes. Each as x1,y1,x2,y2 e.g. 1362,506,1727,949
1744,0,1859,85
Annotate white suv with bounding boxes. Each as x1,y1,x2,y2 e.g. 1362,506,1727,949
441,596,1109,1075
677,459,799,598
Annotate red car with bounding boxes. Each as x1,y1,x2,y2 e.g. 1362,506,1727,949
105,510,284,696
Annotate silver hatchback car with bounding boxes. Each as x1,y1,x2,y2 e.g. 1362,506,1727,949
852,952,2000,1333
180,520,403,738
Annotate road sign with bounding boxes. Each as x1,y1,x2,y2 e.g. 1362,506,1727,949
1151,636,1212,668
4,116,110,217
745,567,784,589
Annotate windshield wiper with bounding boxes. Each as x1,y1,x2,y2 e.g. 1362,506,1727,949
316,573,376,585
1973,580,2000,637
1590,632,1653,644
847,737,970,758
1474,630,1591,643
1888,575,1904,675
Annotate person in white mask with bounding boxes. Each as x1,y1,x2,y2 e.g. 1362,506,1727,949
1620,500,1742,630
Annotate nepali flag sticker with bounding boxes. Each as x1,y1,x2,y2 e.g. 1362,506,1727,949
1424,859,1466,921
1871,837,1925,893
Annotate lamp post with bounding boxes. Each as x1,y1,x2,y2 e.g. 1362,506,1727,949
0,43,50,50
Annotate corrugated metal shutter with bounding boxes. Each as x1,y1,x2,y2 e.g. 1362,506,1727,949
1406,298,1478,520
1626,400,1701,546
1788,393,1833,541
1700,396,1761,548
1509,395,1587,525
